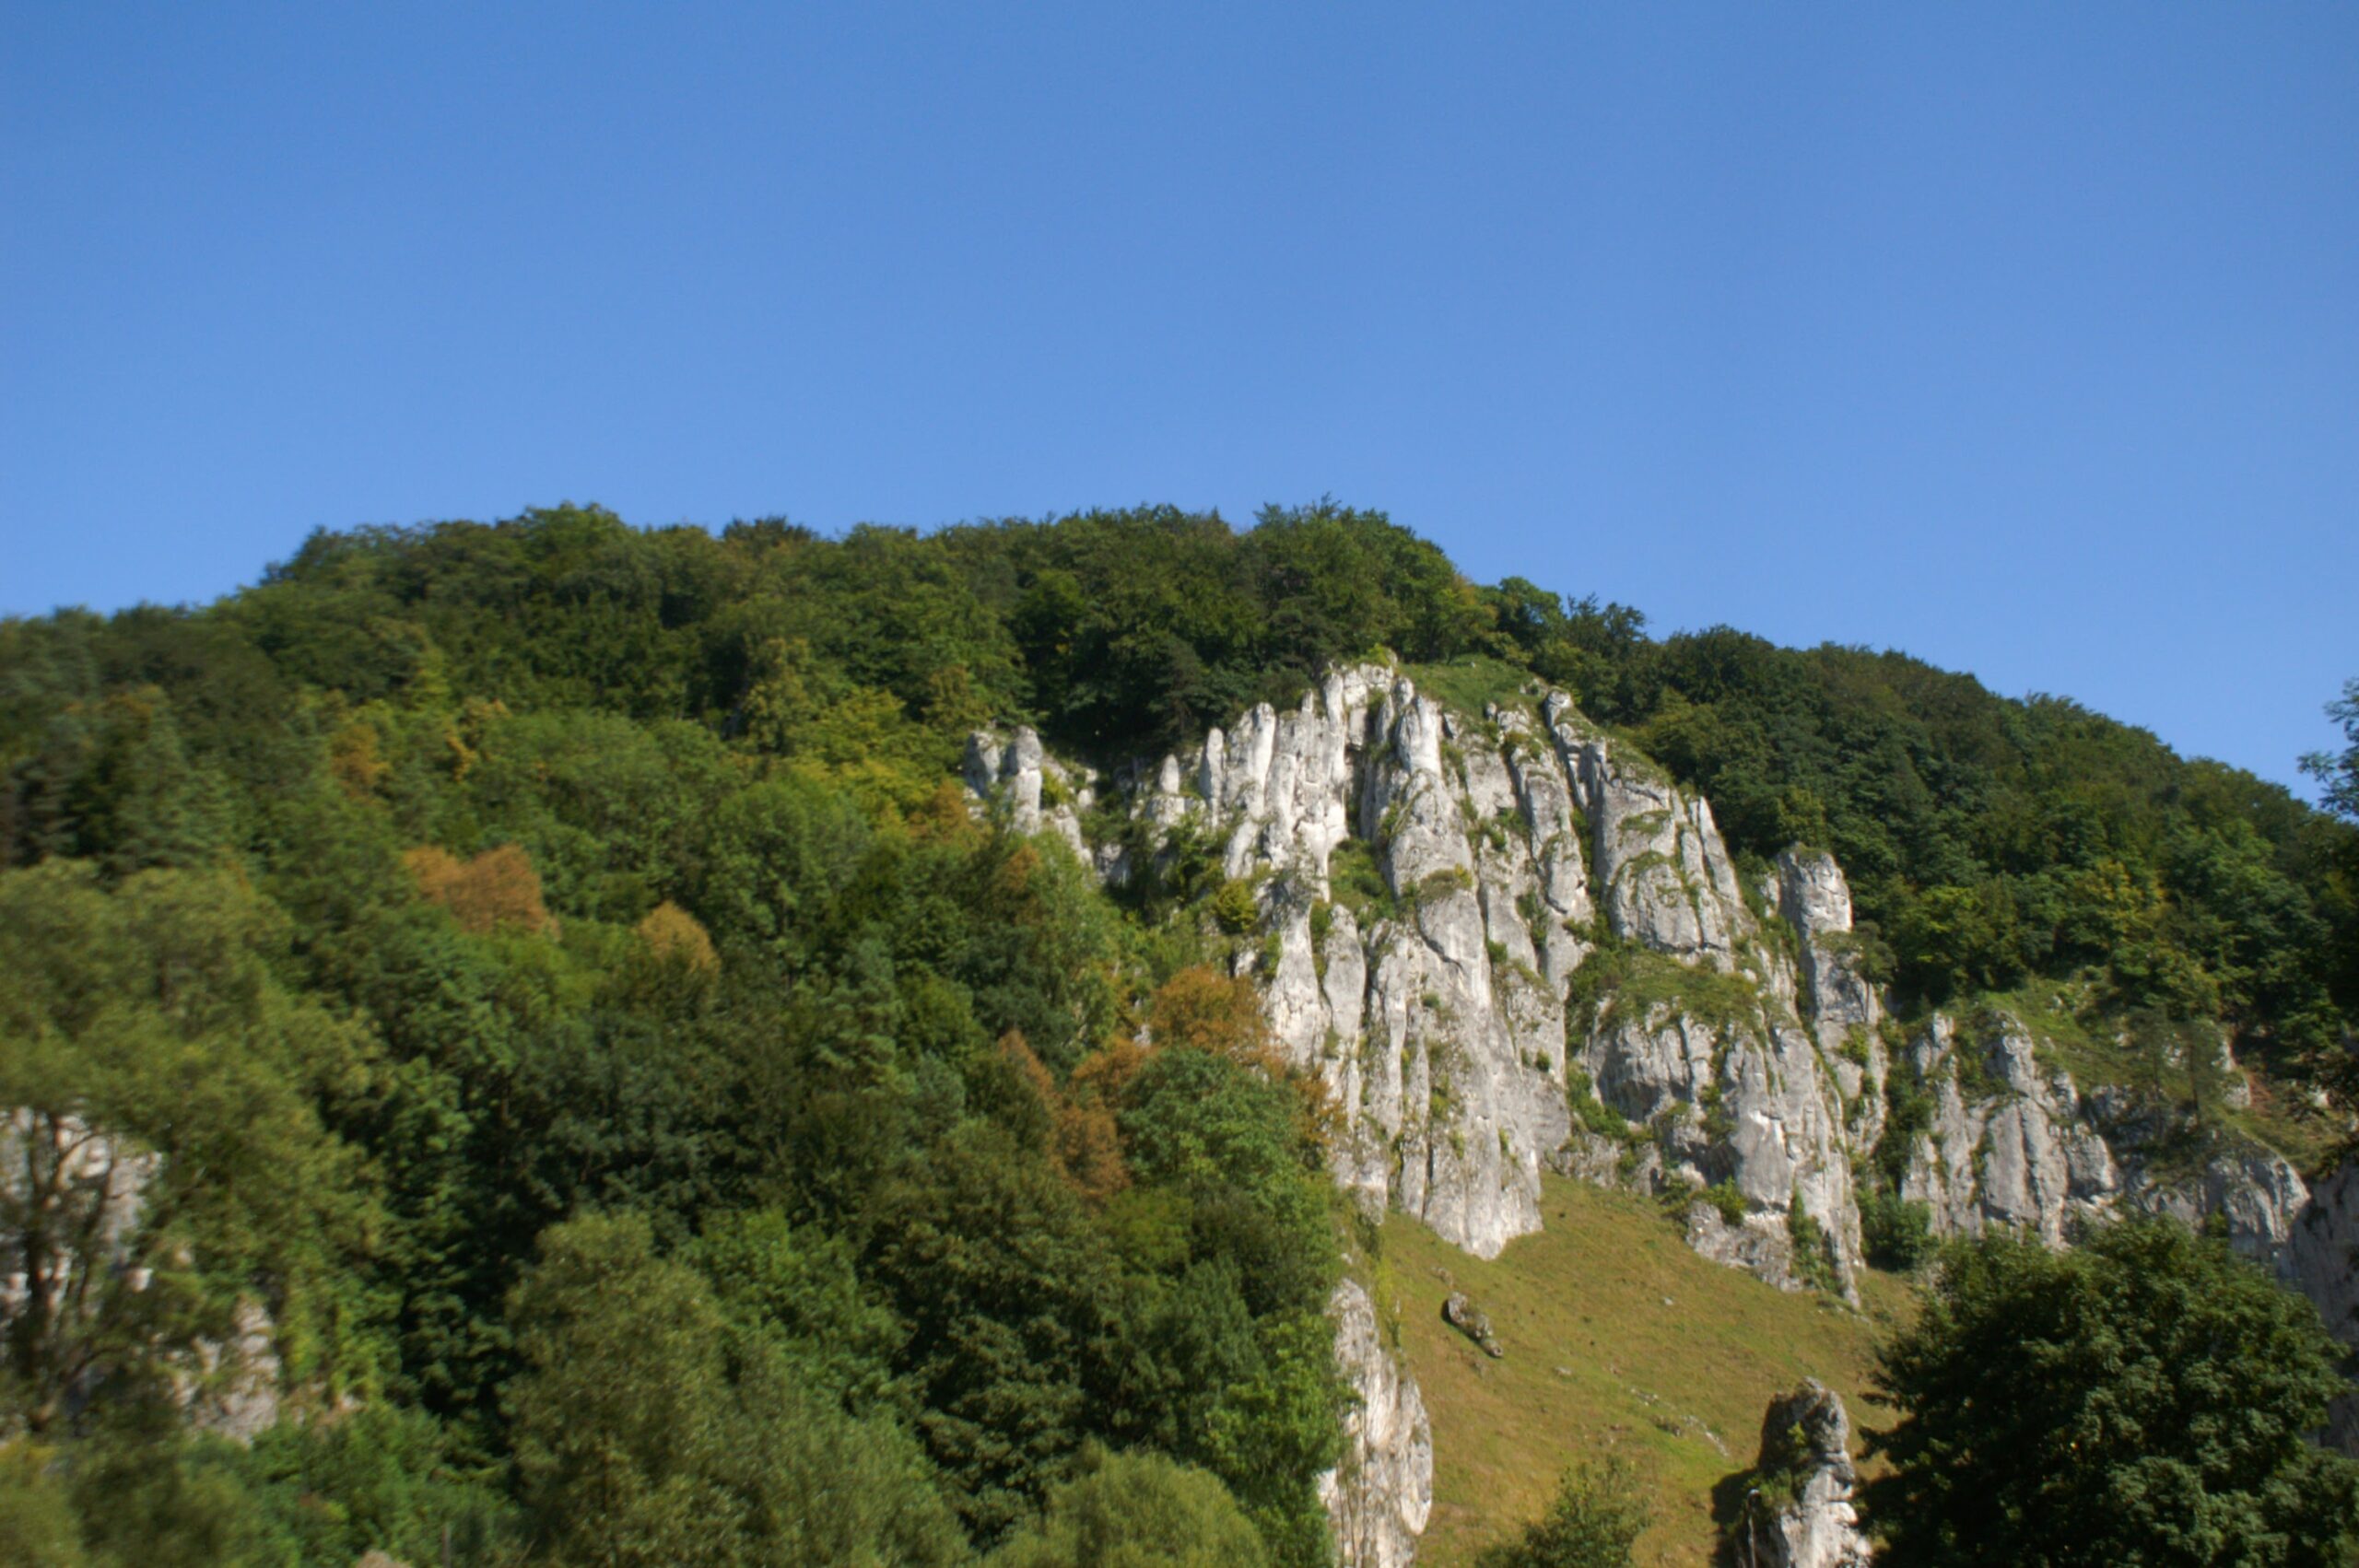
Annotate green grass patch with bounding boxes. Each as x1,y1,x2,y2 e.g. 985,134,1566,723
1414,866,1477,906
1329,837,1396,925
1567,943,1772,1041
1567,1065,1637,1142
1403,655,1542,722
1384,1177,1910,1567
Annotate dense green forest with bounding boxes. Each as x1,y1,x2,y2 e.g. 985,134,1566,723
1,500,2354,1565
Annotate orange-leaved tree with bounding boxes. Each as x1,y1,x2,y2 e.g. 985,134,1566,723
1145,967,1340,1153
404,843,557,937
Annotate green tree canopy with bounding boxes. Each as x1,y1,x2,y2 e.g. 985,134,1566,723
504,1210,967,1568
1863,1218,2359,1568
986,1446,1268,1568
2303,678,2359,825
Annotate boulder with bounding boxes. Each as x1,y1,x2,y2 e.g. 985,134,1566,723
1441,1290,1504,1358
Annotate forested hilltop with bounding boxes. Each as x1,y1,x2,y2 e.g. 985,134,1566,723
4,500,2356,1566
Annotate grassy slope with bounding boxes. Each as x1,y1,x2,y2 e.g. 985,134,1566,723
1378,1176,1913,1567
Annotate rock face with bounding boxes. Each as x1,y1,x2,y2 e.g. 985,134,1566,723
1573,846,1890,1300
1684,1203,1811,1294
967,672,1891,1566
185,1296,283,1443
1893,1013,2312,1271
967,666,2359,1527
1732,1381,1873,1568
1,1108,159,1324
1101,665,1573,1259
0,1109,279,1440
1897,1016,2123,1247
967,673,1894,1306
964,727,1101,865
968,680,2341,1307
987,667,1867,1291
1774,850,1887,1133
1320,1278,1434,1568
2287,1161,2359,1452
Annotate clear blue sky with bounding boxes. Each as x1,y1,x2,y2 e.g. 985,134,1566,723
5,4,2354,790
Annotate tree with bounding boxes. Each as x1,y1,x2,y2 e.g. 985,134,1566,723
2304,678,2359,825
229,1405,513,1567
0,1441,87,1568
987,1446,1267,1568
634,899,718,976
503,1211,744,1565
1863,1219,2359,1567
0,862,379,1432
862,1124,1121,1544
504,1211,966,1568
405,843,558,937
1473,1459,1649,1568
1147,968,1276,1066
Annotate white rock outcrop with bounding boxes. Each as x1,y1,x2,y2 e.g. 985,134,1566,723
1319,1278,1434,1568
966,670,1891,1565
963,663,2359,1544
1773,849,1887,1139
970,676,2345,1312
969,669,1873,1299
1731,1380,1873,1568
1118,665,1570,1258
1895,1014,2312,1271
1898,1016,2122,1246
1,1108,159,1325
1104,667,1858,1273
963,728,1099,865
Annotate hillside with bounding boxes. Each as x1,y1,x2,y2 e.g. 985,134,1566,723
1380,1177,1907,1567
2,501,2356,1568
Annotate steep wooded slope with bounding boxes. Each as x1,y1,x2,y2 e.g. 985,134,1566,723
3,502,2355,1567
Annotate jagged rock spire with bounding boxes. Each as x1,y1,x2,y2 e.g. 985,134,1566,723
1732,1380,1873,1568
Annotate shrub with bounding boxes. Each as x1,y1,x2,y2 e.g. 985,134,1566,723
1327,839,1394,923
1787,1202,1841,1293
1416,866,1475,905
1860,1190,1935,1271
1210,877,1260,935
1473,1458,1649,1568
1699,1180,1749,1227
989,1445,1268,1568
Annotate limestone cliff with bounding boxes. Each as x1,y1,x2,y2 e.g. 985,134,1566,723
963,727,1097,862
967,667,1876,1561
2290,1162,2359,1452
971,665,1865,1285
966,674,2333,1310
1892,1012,2312,1271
